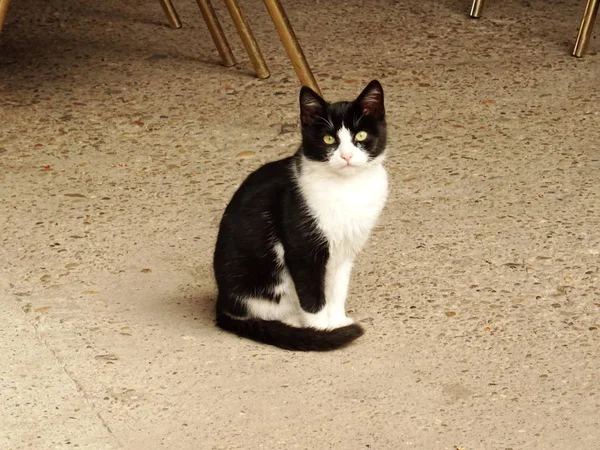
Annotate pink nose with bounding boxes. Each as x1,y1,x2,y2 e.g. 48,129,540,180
341,153,353,162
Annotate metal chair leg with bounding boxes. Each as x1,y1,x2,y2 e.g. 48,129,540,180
470,0,485,19
159,0,182,29
263,0,321,96
196,0,236,67
223,0,270,79
0,0,12,35
573,0,599,57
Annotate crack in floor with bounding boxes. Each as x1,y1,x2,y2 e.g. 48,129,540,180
30,317,124,449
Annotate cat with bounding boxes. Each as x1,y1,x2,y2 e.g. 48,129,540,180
213,80,388,351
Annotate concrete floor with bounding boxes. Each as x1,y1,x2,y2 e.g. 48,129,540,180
1,0,599,448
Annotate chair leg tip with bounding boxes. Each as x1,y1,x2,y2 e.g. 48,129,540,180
573,42,587,57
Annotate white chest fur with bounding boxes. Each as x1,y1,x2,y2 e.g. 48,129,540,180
297,158,388,258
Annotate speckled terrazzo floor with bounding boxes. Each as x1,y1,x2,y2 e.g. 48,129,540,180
1,0,599,449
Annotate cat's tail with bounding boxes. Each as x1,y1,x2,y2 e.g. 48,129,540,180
216,311,364,351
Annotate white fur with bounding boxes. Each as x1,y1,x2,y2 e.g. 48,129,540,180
295,140,388,329
325,259,354,327
246,241,303,327
299,153,388,258
273,242,285,265
245,295,293,321
329,127,370,171
244,138,388,330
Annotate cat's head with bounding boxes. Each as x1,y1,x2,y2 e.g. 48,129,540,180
299,80,386,175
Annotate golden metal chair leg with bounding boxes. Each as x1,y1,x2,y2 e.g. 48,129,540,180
159,0,182,29
573,0,599,57
470,0,485,19
263,0,321,96
196,0,236,67
223,0,270,79
0,0,12,35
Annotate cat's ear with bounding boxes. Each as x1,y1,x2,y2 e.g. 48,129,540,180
356,80,385,119
300,86,327,126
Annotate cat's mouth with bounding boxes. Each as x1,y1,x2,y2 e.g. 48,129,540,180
338,159,356,169
337,162,359,173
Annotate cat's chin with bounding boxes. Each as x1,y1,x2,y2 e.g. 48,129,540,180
329,164,366,176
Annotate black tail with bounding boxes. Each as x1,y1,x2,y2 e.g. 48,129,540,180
216,311,364,351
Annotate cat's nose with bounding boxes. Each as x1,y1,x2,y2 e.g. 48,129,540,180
341,152,353,162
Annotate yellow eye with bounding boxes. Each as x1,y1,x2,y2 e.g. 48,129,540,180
355,131,368,142
323,135,336,145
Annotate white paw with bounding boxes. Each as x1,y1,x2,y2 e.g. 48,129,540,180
302,309,330,330
329,315,354,329
282,315,303,328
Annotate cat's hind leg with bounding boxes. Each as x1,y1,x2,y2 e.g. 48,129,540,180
272,267,304,327
243,265,304,326
244,295,304,327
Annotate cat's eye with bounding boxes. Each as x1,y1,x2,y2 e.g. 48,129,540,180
355,131,368,142
323,135,336,145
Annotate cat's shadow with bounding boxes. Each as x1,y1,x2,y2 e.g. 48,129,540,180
166,290,217,330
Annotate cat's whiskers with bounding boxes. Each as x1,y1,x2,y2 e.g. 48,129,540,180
214,80,387,350
353,112,365,129
314,114,334,130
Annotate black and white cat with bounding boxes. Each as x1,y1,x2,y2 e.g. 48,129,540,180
213,80,388,351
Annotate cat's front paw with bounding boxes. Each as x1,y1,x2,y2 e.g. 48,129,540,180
282,315,304,328
330,315,354,329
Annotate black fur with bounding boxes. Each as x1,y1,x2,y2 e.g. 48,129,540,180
299,80,386,163
216,312,365,352
213,81,386,351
